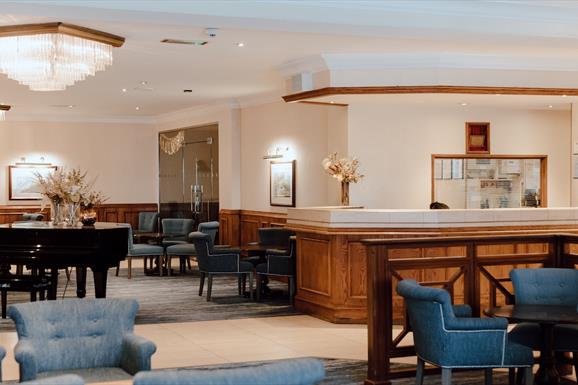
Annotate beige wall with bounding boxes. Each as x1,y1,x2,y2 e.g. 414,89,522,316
348,104,571,209
240,102,331,212
0,120,157,205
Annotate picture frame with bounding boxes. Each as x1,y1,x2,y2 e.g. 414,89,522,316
270,160,295,207
8,164,57,200
466,122,490,154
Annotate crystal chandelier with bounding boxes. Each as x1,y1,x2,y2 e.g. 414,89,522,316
0,23,124,91
159,131,185,155
0,105,10,121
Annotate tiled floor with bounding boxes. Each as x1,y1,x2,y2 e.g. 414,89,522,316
0,315,370,382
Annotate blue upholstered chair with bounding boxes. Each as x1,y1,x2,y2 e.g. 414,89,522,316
21,213,44,221
7,298,157,382
137,212,159,233
510,268,578,373
256,236,296,303
165,221,219,274
396,280,534,385
189,232,254,301
23,374,85,385
133,358,325,385
116,226,165,278
161,218,194,247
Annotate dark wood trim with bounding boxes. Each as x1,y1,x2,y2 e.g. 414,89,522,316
282,86,578,103
219,209,288,246
299,101,348,107
0,22,125,47
0,105,10,111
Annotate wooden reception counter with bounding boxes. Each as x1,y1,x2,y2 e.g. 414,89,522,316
286,206,578,323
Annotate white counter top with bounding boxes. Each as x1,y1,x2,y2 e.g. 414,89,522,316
286,206,578,228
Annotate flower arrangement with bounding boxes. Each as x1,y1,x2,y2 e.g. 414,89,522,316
35,168,107,225
322,152,364,183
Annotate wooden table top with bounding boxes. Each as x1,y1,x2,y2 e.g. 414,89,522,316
485,304,578,325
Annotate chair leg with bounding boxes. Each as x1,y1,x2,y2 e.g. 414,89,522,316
248,272,254,300
199,272,205,296
115,263,119,276
289,276,295,304
158,255,164,277
508,368,515,385
167,256,172,276
238,275,242,295
187,257,192,270
242,274,247,293
573,352,578,382
415,357,425,385
523,366,533,385
484,368,492,385
206,274,213,301
441,368,451,385
256,274,262,302
128,256,132,279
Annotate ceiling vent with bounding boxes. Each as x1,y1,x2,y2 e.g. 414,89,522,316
161,39,207,46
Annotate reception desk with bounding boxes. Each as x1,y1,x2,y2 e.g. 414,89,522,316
286,207,578,323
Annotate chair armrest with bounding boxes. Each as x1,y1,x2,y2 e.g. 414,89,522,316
14,339,38,381
445,316,508,331
214,244,231,249
212,247,241,254
120,334,157,375
266,249,287,256
208,253,242,272
452,304,472,318
247,241,259,246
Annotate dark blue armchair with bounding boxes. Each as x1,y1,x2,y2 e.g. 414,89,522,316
133,358,325,385
510,268,578,374
256,236,296,303
137,212,159,233
165,221,220,273
8,298,157,382
397,280,534,385
189,232,253,301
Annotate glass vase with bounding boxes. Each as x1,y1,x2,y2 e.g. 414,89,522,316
50,201,65,226
65,203,80,227
340,181,350,206
80,209,97,226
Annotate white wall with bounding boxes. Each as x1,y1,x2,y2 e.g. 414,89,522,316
348,104,570,209
0,120,157,205
240,102,331,212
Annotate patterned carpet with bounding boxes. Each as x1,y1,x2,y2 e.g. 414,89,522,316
0,266,297,331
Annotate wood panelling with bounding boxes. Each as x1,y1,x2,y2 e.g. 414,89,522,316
218,209,287,246
298,237,331,296
282,85,578,103
0,203,157,228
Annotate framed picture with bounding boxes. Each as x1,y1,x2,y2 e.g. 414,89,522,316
466,122,490,154
8,164,57,200
270,160,295,207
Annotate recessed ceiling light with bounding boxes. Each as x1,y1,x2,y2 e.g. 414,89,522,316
67,105,74,108
562,94,567,98
460,102,468,106
236,42,245,47
329,101,335,104
121,88,127,92
495,93,501,96
548,105,553,108
183,89,193,93
161,39,208,46
140,81,147,85
135,106,140,111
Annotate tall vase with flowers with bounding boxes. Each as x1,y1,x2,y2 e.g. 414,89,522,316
322,153,364,206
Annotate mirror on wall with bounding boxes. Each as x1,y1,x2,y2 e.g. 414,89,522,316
431,155,547,209
159,124,219,222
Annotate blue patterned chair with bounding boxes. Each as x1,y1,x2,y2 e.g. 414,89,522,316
137,212,159,233
189,232,253,301
116,226,165,278
24,374,85,385
7,298,157,382
510,268,578,374
133,358,325,385
396,280,534,385
165,221,219,273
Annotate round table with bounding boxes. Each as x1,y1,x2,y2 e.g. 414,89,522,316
486,304,578,385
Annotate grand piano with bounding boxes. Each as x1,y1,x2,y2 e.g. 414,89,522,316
0,222,128,298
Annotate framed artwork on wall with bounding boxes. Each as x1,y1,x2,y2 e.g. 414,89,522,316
270,160,295,207
8,164,57,200
466,122,490,154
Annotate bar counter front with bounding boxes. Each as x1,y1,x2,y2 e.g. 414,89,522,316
286,207,578,323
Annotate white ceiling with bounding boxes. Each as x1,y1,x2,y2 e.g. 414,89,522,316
3,1,578,120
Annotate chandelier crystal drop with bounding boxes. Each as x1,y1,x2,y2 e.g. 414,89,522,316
0,23,124,92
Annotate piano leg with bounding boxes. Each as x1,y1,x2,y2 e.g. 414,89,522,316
76,267,87,298
48,268,58,300
92,267,109,298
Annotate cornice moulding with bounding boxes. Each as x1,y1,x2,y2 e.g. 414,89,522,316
6,113,156,125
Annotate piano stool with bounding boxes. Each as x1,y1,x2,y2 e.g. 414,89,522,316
0,275,53,318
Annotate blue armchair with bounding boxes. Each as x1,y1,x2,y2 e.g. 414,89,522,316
116,226,165,278
7,298,157,382
396,280,534,385
24,374,85,385
510,268,578,374
256,236,296,303
137,212,159,233
189,232,253,301
165,221,219,273
161,218,194,247
133,358,325,385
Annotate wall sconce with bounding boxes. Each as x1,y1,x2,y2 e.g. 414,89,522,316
263,146,290,160
0,104,10,121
